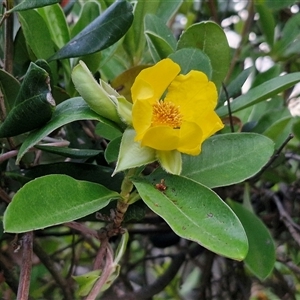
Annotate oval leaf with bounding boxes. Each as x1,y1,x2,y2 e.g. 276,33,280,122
228,200,275,280
132,172,248,260
49,0,133,60
177,21,230,91
181,133,274,188
3,174,120,233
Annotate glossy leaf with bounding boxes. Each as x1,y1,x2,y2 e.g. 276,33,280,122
0,63,56,138
177,21,230,91
169,48,212,78
18,10,55,60
8,0,59,12
144,14,176,61
181,133,274,188
217,72,300,117
49,1,133,60
3,174,120,233
228,200,275,280
132,172,248,260
70,1,101,38
34,145,102,159
16,97,113,164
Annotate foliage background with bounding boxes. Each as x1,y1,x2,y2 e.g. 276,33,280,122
1,0,300,299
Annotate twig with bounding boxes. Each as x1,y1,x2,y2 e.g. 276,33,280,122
249,133,294,182
222,82,234,132
267,190,300,248
64,221,98,239
3,0,13,74
17,232,33,300
85,243,114,300
131,252,186,300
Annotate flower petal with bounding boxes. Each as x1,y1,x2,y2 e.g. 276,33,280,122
177,122,203,155
198,111,224,142
141,126,180,151
132,99,153,141
131,58,180,103
165,70,218,124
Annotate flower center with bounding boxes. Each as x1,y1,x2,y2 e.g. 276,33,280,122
151,100,183,128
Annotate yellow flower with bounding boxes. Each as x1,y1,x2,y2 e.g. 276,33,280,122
131,58,224,156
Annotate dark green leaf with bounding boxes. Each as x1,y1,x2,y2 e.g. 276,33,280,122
18,10,55,60
8,0,59,12
49,1,133,60
217,73,300,117
133,172,248,260
228,200,275,280
22,162,123,192
181,133,274,188
0,69,20,112
3,174,121,233
34,145,102,159
16,97,113,164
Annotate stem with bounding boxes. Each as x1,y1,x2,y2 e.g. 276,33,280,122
4,0,14,74
114,168,136,229
17,232,33,300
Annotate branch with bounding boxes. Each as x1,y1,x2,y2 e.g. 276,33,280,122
17,232,33,300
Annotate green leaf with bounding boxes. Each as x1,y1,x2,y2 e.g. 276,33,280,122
49,0,133,60
0,63,56,138
74,270,101,297
16,97,112,164
255,4,275,47
123,1,160,64
34,145,102,159
8,0,59,12
156,0,182,23
18,10,55,60
113,128,156,175
227,200,275,280
3,174,121,233
0,69,20,112
144,14,176,62
37,4,70,49
263,116,294,149
181,133,274,188
105,136,122,164
132,172,248,260
177,21,230,91
169,48,212,78
217,72,300,117
95,122,122,141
